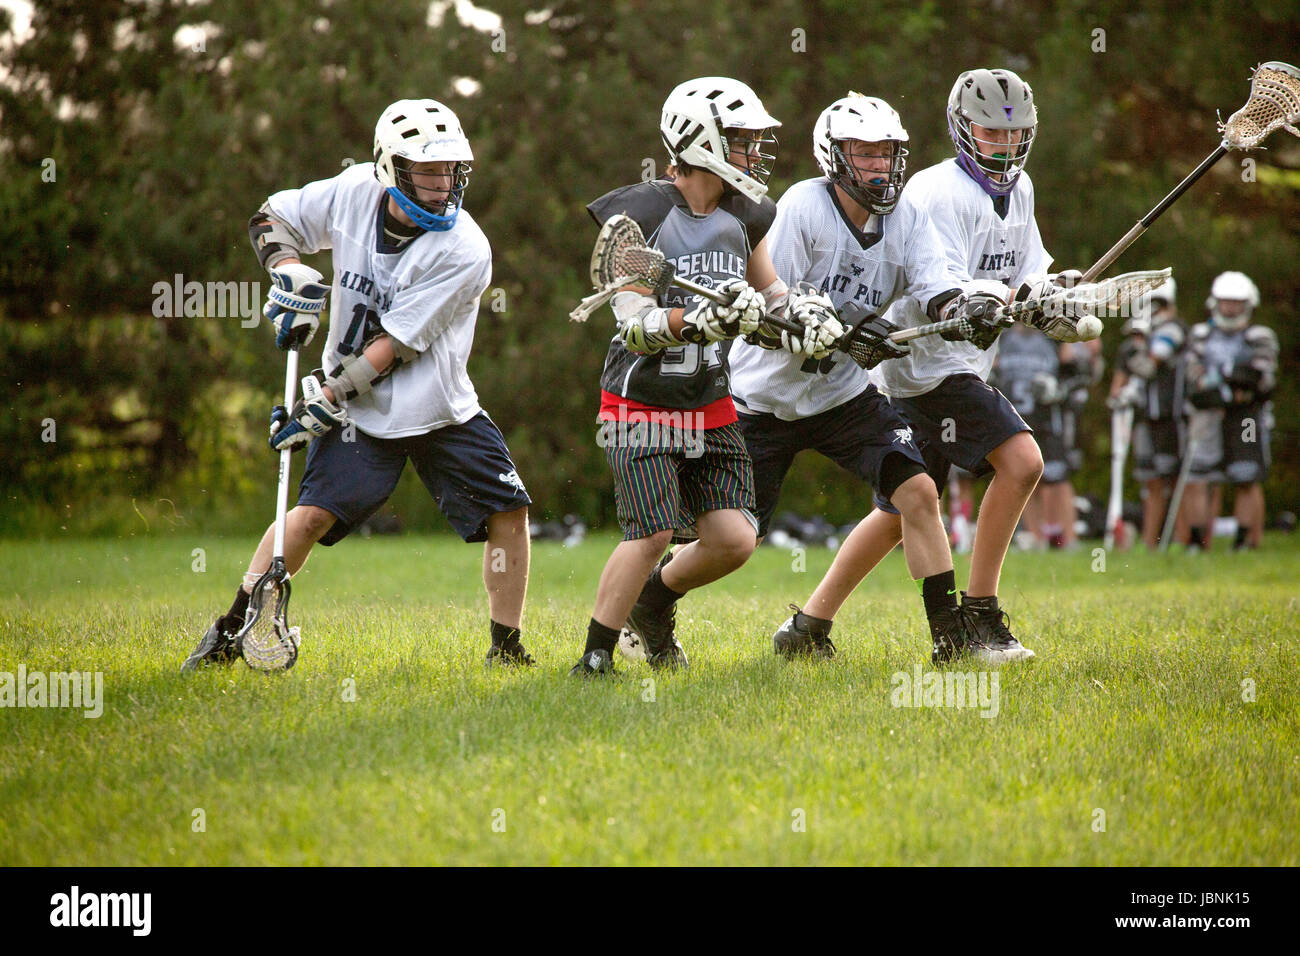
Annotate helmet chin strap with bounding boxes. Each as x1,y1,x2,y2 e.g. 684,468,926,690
387,186,460,232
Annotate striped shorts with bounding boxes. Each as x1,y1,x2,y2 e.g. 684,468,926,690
602,419,756,542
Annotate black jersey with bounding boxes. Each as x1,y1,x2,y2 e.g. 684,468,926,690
588,179,776,410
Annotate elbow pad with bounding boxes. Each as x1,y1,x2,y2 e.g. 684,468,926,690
249,202,308,270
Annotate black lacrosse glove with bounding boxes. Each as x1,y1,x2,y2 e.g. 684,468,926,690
843,315,910,369
940,293,1005,350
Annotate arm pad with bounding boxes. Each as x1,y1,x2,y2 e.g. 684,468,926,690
249,202,308,270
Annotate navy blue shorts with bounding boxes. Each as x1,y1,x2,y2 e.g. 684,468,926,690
738,385,927,537
297,412,531,545
877,374,1031,514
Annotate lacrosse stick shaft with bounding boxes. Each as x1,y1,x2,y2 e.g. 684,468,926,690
273,349,299,559
672,274,806,336
1082,145,1228,283
1159,422,1203,552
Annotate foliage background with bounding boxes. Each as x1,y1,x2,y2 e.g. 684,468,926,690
2,0,1297,537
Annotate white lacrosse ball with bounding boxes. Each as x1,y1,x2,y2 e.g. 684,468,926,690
1076,315,1103,340
617,627,646,662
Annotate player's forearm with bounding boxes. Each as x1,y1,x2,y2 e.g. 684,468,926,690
321,334,399,404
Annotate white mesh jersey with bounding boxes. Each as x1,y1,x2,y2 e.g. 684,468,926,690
872,159,1053,399
265,161,491,439
728,178,958,420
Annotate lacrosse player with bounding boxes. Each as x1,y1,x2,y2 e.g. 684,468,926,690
994,327,1099,549
727,94,1006,664
182,99,534,671
1181,272,1278,551
1108,279,1187,550
867,68,1095,660
571,77,806,676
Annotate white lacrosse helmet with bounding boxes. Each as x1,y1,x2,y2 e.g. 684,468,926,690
660,77,781,203
1206,271,1259,331
947,68,1037,196
814,93,910,215
373,99,474,232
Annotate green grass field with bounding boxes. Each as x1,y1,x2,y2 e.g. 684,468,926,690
2,532,1297,866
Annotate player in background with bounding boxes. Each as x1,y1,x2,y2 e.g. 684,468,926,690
570,77,813,676
728,93,1013,664
183,99,533,671
871,68,1090,660
1181,272,1278,551
1108,279,1187,550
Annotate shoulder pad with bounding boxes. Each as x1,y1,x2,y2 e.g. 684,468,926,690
586,181,678,239
1244,325,1278,350
719,191,777,252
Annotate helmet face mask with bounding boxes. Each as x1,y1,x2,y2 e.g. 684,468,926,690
947,69,1037,196
829,138,908,215
660,77,782,203
374,99,474,232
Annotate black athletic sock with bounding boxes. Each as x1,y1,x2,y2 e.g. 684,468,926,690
962,592,999,615
223,586,251,627
794,609,833,638
490,620,521,648
584,619,621,656
920,570,959,621
1188,526,1207,548
637,566,684,615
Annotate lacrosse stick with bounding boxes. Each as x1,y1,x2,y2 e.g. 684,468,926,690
888,269,1172,345
235,348,302,672
1084,60,1300,282
570,214,805,336
1159,411,1217,553
1105,404,1135,550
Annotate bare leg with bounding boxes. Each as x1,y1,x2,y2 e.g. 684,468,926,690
244,504,336,585
804,509,902,620
1234,482,1265,548
1182,481,1212,546
1142,477,1168,551
661,509,756,592
1209,485,1225,548
483,506,529,628
967,432,1044,597
591,531,675,630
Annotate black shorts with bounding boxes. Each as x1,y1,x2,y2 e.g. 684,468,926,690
1132,416,1182,482
880,374,1031,513
297,412,531,545
1026,404,1077,485
737,385,927,536
1187,404,1271,485
602,418,755,542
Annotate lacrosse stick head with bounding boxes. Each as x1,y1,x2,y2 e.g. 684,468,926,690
1221,61,1300,149
570,214,677,323
235,558,300,673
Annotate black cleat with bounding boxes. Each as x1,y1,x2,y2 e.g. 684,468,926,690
960,593,1036,663
623,552,687,670
485,637,535,667
181,617,241,673
772,605,836,660
568,648,615,677
928,605,970,666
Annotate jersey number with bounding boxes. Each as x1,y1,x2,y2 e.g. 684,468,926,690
339,304,382,357
800,355,837,375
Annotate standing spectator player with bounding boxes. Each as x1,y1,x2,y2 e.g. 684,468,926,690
1109,279,1187,550
872,68,1091,660
183,99,533,671
1182,272,1278,550
728,93,1012,664
570,77,804,676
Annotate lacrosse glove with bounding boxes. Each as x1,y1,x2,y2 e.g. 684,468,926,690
269,374,347,452
265,263,330,350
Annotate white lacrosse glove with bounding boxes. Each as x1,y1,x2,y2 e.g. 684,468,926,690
1013,274,1099,343
265,263,330,350
784,290,845,359
681,279,765,343
612,292,679,354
